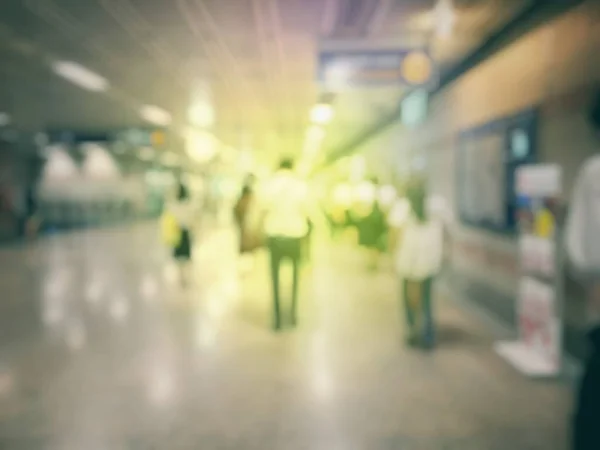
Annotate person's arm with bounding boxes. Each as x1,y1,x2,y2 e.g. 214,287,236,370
565,165,588,275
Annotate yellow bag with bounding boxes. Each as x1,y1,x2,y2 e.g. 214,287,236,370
161,212,181,247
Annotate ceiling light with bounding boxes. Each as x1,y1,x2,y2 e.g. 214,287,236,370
188,103,215,128
140,105,172,126
185,128,217,163
325,62,355,91
52,61,109,92
310,104,334,124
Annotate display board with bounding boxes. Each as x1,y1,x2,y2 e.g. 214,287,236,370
457,109,537,233
495,164,564,378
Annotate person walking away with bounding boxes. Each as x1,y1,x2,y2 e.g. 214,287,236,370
23,184,40,240
358,199,388,271
395,180,443,349
234,183,257,272
260,158,313,330
565,90,600,450
354,178,388,270
165,182,195,287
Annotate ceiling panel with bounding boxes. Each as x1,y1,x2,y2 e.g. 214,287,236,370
0,0,533,167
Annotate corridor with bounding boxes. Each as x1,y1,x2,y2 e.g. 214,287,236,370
0,223,571,449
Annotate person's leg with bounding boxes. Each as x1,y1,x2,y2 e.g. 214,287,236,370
176,229,192,287
421,277,435,349
290,238,301,326
402,278,418,345
268,238,282,330
178,260,191,287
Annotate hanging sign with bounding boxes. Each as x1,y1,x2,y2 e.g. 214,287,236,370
317,41,435,88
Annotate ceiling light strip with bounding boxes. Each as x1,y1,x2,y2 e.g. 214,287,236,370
52,61,109,92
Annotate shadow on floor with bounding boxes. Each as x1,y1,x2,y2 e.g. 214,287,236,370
435,322,489,349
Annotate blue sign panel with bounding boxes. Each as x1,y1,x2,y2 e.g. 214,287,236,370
317,48,435,87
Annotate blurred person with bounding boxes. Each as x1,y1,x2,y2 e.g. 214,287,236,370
259,158,313,330
326,183,352,239
234,176,258,272
395,179,444,349
23,184,40,240
354,178,388,271
163,181,194,287
565,90,600,450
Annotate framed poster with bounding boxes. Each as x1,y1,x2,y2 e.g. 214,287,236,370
457,109,537,233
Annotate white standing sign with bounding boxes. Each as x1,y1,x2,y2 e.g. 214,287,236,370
495,164,564,378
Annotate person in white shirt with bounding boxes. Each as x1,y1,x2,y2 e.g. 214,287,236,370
167,182,195,287
394,180,444,348
565,90,600,450
260,158,313,330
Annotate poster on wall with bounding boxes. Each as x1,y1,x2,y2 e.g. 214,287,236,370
457,109,537,233
494,163,564,378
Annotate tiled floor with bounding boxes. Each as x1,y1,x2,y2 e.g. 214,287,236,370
0,222,572,449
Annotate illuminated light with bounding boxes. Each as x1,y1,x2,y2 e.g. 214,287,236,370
138,147,155,162
0,113,10,127
434,0,456,38
356,181,377,203
185,128,217,163
52,61,109,92
401,52,433,85
325,61,355,91
188,102,215,128
140,105,172,126
310,103,334,124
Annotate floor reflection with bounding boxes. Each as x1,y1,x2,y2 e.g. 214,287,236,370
0,223,572,449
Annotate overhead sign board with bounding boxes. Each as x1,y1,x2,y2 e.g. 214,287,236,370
317,44,435,88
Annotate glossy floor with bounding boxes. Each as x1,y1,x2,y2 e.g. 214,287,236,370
0,223,571,449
